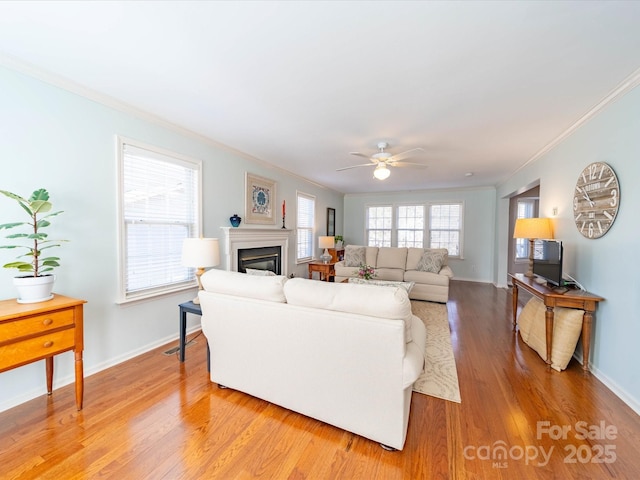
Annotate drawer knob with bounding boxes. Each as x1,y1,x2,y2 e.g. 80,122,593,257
43,341,54,348
42,318,53,326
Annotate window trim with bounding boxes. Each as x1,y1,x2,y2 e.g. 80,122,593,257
115,136,203,304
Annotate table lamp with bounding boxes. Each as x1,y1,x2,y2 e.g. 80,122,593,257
318,236,335,264
181,237,221,304
513,218,553,278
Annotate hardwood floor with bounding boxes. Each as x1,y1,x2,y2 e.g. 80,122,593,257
1,280,639,479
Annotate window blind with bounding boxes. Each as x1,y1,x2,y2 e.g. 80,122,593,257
119,141,201,300
297,192,315,261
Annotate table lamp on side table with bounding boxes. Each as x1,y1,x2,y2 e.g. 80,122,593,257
513,218,553,278
318,236,335,264
181,237,221,304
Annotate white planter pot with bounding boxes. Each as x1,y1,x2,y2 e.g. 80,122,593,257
13,275,56,304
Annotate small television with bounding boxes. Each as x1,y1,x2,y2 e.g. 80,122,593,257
533,240,563,287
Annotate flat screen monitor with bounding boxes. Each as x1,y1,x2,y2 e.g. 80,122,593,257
533,240,563,286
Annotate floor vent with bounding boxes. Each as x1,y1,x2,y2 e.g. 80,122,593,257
163,339,196,356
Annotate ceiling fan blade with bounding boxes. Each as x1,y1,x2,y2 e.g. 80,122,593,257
389,147,424,163
349,152,372,159
336,163,377,172
391,161,429,168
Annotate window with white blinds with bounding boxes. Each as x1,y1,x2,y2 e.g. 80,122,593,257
296,192,315,262
429,203,463,257
366,205,392,247
117,138,202,301
397,205,424,247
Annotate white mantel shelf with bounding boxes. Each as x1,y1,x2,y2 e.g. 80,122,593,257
221,227,292,276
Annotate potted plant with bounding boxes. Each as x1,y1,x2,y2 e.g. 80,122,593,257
334,235,344,249
0,188,66,303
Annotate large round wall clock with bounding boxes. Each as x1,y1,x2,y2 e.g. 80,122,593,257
573,162,620,239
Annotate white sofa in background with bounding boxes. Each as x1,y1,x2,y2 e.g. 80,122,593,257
334,246,454,303
198,269,426,450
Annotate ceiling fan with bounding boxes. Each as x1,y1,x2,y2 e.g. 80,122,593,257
336,142,426,180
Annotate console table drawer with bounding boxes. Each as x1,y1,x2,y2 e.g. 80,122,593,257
0,309,75,340
0,328,75,371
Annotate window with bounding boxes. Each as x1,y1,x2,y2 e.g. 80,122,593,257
296,191,315,262
515,199,535,260
366,205,392,247
117,138,201,301
429,203,462,257
397,205,424,248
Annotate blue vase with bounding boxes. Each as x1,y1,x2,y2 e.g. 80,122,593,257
230,214,242,227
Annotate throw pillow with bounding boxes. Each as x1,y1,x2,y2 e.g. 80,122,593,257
348,278,415,294
245,268,276,276
416,249,446,273
344,245,366,267
518,297,583,371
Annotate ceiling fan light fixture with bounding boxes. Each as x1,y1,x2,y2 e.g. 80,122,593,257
373,164,391,180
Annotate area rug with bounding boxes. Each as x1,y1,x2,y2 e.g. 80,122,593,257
411,300,461,403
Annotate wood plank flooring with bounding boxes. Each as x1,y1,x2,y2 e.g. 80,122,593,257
1,280,639,479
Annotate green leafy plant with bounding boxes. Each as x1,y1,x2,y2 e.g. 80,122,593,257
0,189,66,277
334,235,343,242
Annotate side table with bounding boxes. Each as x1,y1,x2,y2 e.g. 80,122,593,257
308,261,336,282
178,300,209,370
0,294,86,410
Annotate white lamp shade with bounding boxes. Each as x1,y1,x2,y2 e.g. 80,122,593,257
513,218,553,240
318,236,335,249
181,238,221,268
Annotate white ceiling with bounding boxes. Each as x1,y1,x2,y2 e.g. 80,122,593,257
1,1,640,194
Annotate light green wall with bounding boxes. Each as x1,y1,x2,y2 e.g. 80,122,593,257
495,85,640,413
343,188,497,282
0,65,343,411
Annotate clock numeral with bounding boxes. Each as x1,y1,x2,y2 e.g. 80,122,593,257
610,188,618,207
603,210,613,220
597,221,603,234
589,164,598,180
604,176,614,188
599,164,606,179
575,212,582,221
588,222,594,238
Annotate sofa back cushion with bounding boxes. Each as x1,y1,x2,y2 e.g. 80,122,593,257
284,277,413,342
376,247,408,269
200,268,287,303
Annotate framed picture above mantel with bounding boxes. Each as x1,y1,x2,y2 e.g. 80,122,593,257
245,172,277,225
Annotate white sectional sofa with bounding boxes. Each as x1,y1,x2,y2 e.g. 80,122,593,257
198,268,426,450
334,246,454,303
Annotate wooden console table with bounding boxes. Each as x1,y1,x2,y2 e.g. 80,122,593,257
0,294,86,410
509,273,603,373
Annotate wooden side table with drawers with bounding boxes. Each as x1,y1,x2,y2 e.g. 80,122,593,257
0,294,86,410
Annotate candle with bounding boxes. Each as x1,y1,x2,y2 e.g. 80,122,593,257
282,200,286,216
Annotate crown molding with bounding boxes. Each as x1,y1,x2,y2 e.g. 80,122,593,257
503,66,640,185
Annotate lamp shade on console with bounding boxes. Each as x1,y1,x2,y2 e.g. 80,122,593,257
513,218,553,277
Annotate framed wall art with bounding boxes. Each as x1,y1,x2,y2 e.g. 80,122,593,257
245,172,277,224
326,207,336,236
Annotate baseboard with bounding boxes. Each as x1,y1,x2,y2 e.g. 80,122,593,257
0,326,203,414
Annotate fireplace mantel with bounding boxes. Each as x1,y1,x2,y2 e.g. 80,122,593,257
221,227,292,276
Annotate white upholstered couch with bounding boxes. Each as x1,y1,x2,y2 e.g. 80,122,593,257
334,246,454,303
198,268,426,450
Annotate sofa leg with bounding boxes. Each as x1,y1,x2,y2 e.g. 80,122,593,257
217,384,228,389
380,443,397,451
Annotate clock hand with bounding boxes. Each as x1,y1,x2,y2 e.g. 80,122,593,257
582,190,595,207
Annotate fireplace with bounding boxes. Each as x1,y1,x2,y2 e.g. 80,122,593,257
221,227,291,277
238,246,281,274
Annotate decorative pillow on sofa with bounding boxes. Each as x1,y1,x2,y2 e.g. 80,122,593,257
416,249,447,273
348,278,415,294
245,268,276,276
344,245,366,267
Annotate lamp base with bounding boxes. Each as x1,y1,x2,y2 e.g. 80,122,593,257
320,249,332,264
525,239,535,277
